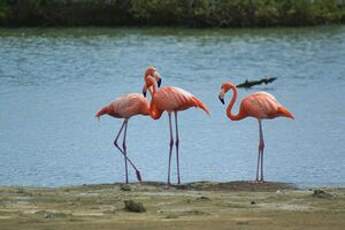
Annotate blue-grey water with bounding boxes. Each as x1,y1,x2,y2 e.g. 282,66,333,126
0,26,344,187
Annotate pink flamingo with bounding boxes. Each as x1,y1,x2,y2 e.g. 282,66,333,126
142,66,209,185
218,81,294,182
96,77,161,183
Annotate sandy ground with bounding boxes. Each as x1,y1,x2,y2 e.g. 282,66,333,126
0,181,344,230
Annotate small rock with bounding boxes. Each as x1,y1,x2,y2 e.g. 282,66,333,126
35,210,67,219
184,210,209,216
166,214,179,219
237,221,249,225
196,196,211,201
250,201,256,205
124,200,146,213
121,184,132,192
312,189,334,199
15,188,24,194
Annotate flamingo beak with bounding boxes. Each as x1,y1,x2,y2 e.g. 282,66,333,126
218,95,225,104
142,86,147,97
154,71,162,87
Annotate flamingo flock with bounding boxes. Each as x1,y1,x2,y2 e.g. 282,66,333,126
96,66,294,185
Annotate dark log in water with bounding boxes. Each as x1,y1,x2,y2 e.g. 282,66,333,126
236,77,277,89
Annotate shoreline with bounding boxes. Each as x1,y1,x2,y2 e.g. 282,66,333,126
1,181,345,229
1,179,343,190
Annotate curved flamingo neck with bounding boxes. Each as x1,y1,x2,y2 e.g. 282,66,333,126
146,77,162,120
226,84,244,121
147,77,158,97
151,82,158,95
147,87,154,97
149,103,163,120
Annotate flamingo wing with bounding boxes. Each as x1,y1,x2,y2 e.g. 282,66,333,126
241,91,283,119
97,93,149,119
115,93,150,118
153,86,209,114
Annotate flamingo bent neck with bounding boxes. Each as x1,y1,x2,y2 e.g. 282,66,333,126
226,84,245,121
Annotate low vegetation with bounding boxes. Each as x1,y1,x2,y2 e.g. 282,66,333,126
0,0,345,27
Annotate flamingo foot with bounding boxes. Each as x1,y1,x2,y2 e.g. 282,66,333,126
255,179,265,184
165,182,171,189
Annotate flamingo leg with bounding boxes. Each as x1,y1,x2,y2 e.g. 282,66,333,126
258,120,265,182
114,120,126,151
260,149,264,182
174,111,181,184
167,112,174,185
256,146,261,182
122,119,129,184
113,120,142,183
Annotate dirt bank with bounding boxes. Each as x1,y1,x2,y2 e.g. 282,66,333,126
0,181,344,230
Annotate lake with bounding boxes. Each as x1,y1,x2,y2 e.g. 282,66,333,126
0,26,344,187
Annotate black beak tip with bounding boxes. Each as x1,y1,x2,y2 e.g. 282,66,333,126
157,79,162,88
218,96,225,104
143,90,146,97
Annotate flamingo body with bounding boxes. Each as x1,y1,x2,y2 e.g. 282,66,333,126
96,93,150,119
96,93,150,184
238,91,293,120
150,86,209,119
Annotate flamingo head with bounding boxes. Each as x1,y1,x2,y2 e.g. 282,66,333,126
143,66,162,97
144,66,161,87
142,75,155,97
218,81,235,104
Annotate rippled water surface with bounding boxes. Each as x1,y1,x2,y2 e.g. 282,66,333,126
1,26,344,187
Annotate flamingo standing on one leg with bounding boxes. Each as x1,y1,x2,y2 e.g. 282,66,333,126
96,82,161,183
142,66,209,185
218,81,294,182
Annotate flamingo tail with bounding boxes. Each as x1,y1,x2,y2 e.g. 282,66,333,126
192,96,210,115
278,106,294,119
